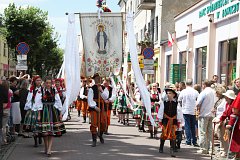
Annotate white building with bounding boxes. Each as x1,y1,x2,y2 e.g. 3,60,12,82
160,0,240,87
118,0,200,85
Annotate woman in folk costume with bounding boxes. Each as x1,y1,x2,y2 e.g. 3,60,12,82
37,76,65,156
225,92,240,159
212,90,236,158
24,75,43,147
54,78,66,104
117,88,130,125
157,84,182,157
132,87,145,132
146,83,161,138
112,82,121,116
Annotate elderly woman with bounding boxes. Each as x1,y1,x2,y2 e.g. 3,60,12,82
213,90,236,158
211,87,226,157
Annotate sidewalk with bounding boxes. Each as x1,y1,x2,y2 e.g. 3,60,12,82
6,109,211,160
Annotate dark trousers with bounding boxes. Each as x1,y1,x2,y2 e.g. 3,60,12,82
183,114,197,145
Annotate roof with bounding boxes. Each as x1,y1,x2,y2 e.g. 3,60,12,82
174,0,202,19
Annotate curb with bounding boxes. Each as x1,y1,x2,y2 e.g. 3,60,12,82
1,137,19,160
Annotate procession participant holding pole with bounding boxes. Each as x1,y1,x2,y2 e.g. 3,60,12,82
87,73,109,147
157,84,181,157
80,78,89,123
103,78,116,135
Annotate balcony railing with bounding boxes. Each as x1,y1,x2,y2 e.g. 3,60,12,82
138,0,156,10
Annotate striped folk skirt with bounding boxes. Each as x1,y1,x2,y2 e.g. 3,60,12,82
132,105,143,119
37,103,66,137
24,110,38,133
145,103,159,126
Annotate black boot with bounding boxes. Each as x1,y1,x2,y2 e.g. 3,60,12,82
154,130,158,139
159,139,165,153
91,134,97,147
83,116,86,123
34,136,38,147
38,136,42,145
127,119,129,126
141,120,146,132
150,131,153,138
123,119,126,125
104,127,109,135
99,132,104,144
138,125,141,132
170,140,177,157
78,111,81,117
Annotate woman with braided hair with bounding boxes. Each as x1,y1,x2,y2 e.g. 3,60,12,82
24,75,43,147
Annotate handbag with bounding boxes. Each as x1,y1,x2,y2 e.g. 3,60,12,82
11,102,22,124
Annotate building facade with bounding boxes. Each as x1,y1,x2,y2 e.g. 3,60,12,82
118,0,200,85
0,36,9,77
160,0,240,88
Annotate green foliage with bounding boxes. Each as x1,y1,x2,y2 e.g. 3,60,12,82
3,3,63,76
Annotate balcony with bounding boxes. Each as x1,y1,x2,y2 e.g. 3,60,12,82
137,0,156,10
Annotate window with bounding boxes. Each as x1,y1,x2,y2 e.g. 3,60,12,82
151,19,154,42
196,46,207,84
166,55,172,82
4,43,7,56
220,38,237,85
179,51,187,82
155,16,158,41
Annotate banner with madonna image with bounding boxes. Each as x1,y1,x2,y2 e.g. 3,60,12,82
79,13,123,77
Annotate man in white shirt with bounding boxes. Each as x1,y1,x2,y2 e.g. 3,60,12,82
178,79,199,146
196,80,215,154
87,73,109,147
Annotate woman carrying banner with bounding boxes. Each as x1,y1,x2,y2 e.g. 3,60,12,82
37,76,65,156
24,76,43,147
157,85,181,157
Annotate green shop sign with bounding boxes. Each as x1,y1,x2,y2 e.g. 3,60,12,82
199,0,239,19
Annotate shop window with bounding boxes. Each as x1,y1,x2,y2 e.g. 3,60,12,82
195,46,207,84
220,38,237,85
179,51,187,82
166,55,172,82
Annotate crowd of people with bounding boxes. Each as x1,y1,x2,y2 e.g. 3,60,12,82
1,73,240,159
0,74,66,156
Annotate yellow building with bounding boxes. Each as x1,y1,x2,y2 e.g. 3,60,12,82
0,35,9,77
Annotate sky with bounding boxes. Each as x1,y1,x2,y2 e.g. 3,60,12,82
0,0,120,49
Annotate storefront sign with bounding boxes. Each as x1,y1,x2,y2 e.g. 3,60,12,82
199,0,239,19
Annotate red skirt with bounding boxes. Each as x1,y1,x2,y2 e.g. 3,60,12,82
230,120,240,153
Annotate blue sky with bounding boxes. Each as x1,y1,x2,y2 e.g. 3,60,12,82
0,0,120,49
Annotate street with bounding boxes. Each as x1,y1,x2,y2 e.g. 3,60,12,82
5,109,211,160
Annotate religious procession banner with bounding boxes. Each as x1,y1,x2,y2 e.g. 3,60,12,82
79,13,123,77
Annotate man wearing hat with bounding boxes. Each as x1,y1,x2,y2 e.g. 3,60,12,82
157,84,182,157
213,90,236,157
87,73,109,147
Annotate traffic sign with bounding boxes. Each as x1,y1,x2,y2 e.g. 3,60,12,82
16,42,30,55
142,47,154,59
143,65,154,70
142,70,154,75
143,59,154,64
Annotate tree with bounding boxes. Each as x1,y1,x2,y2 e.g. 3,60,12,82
3,3,63,76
